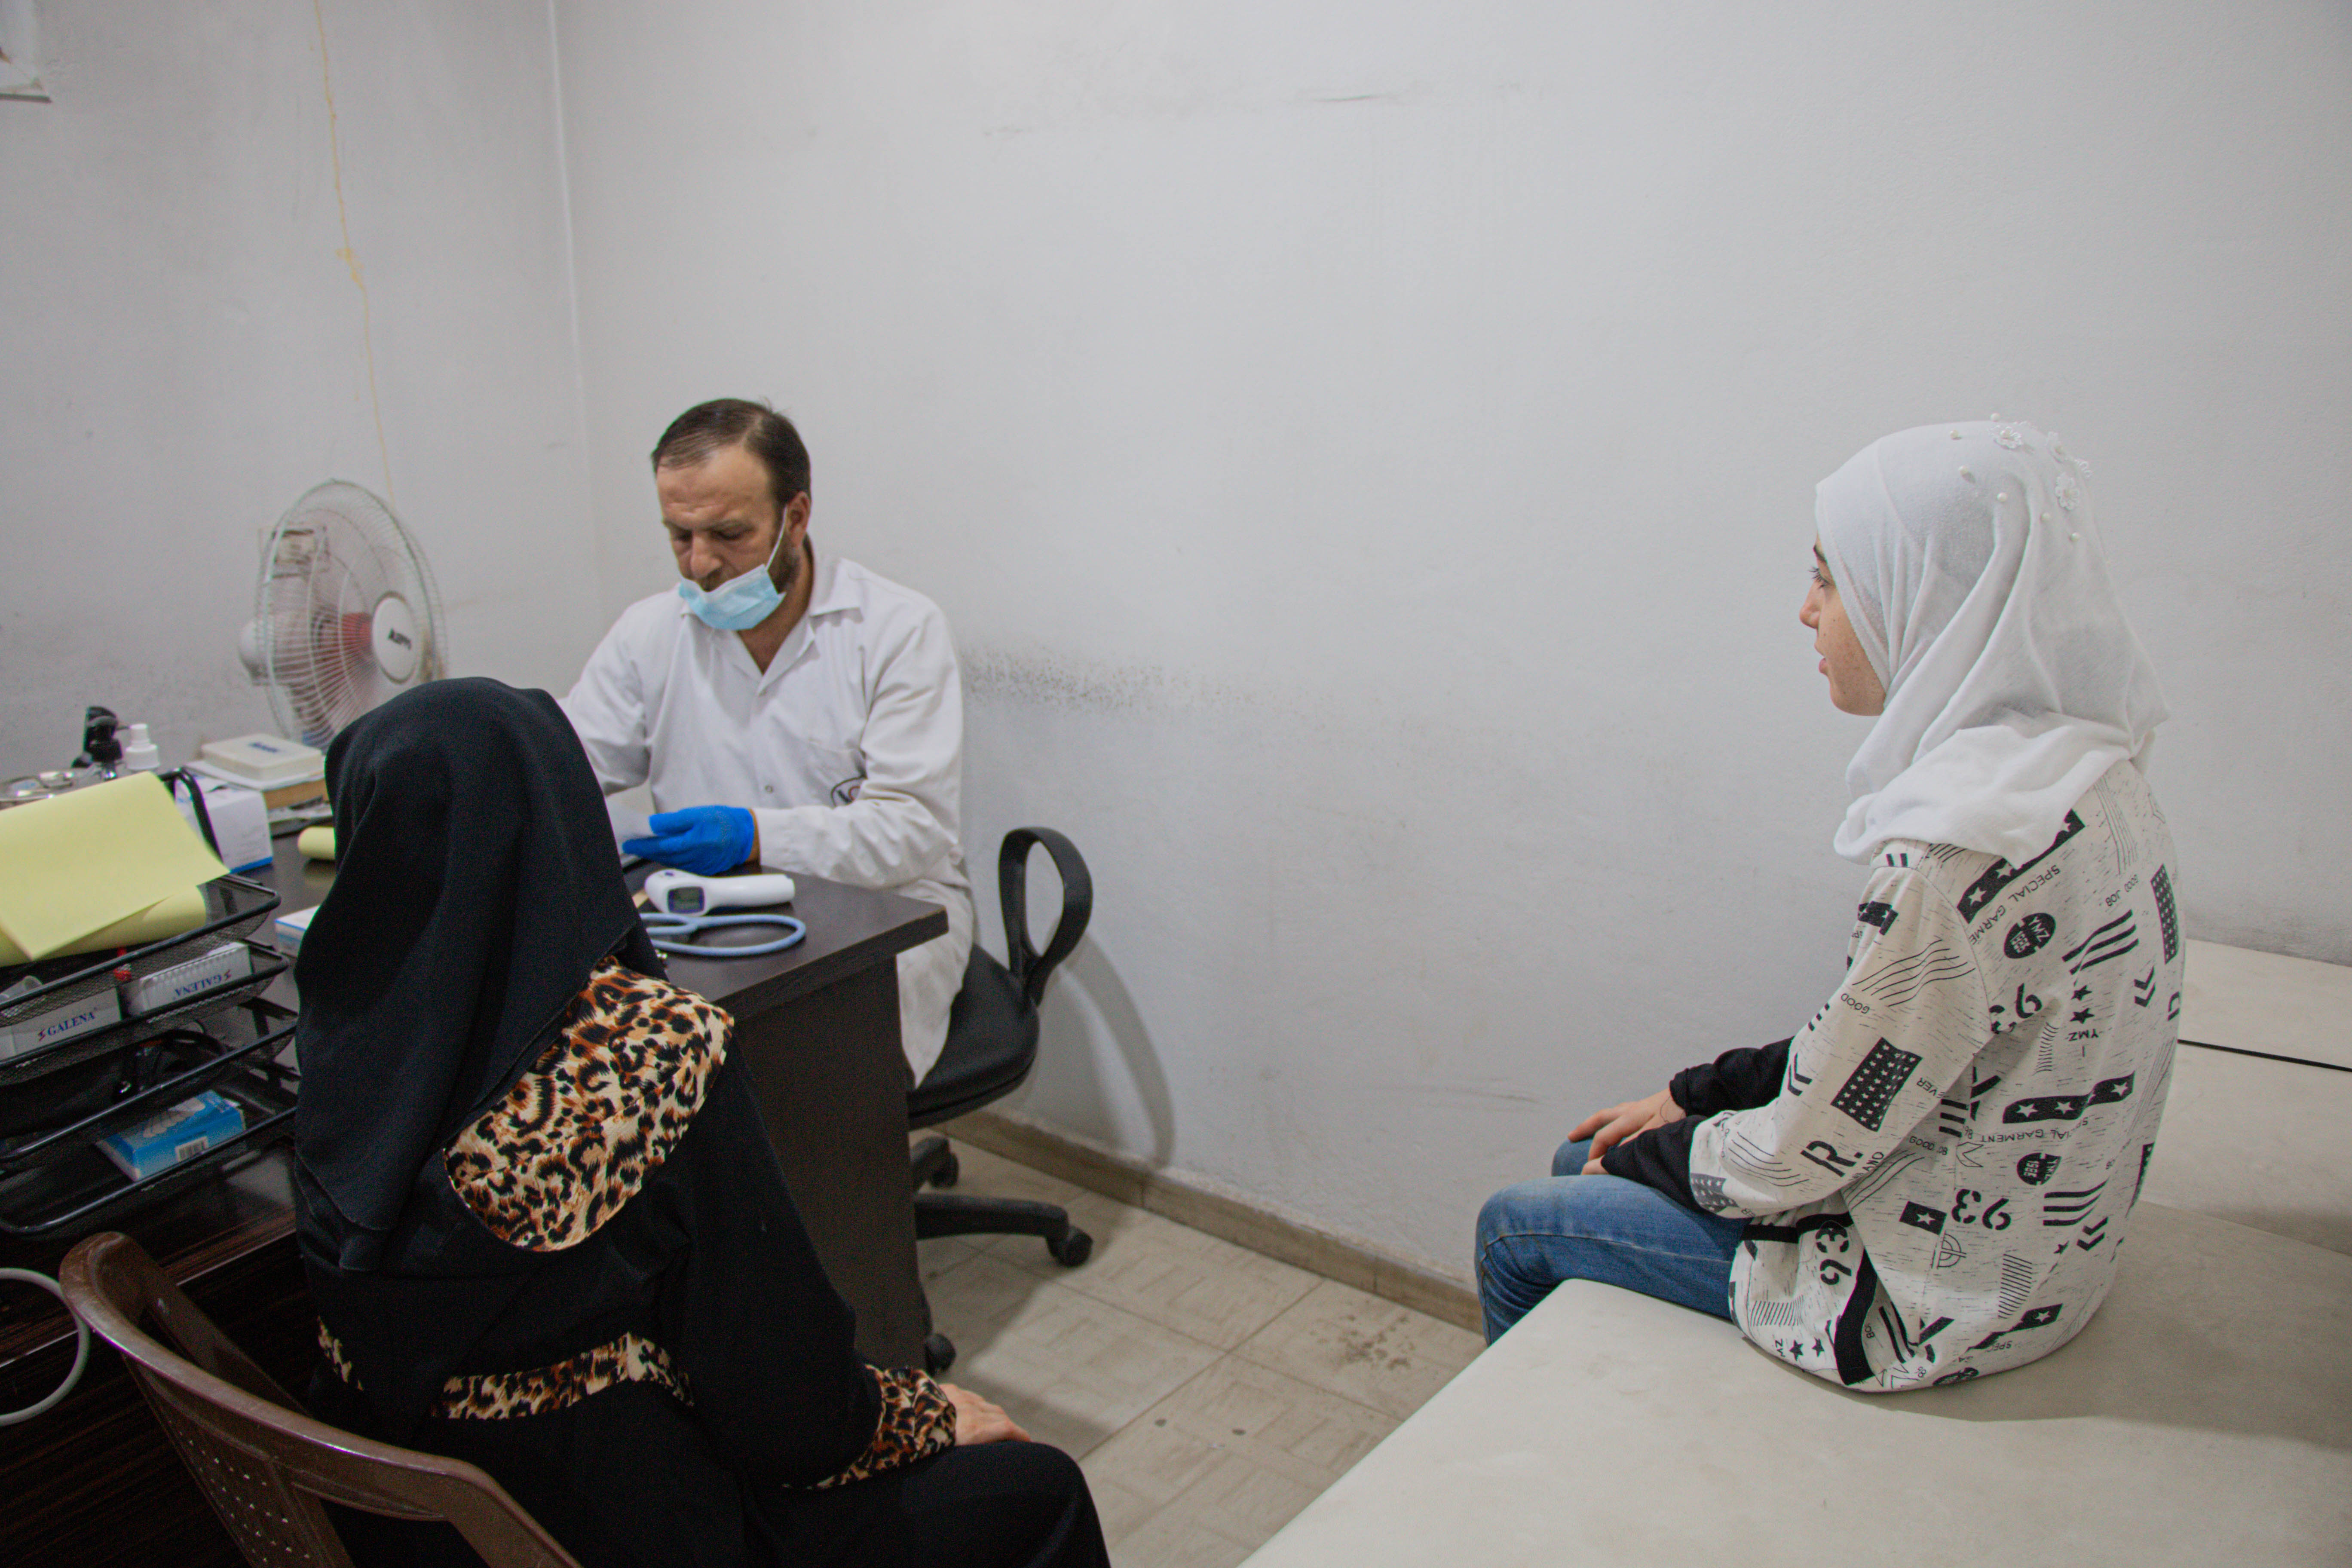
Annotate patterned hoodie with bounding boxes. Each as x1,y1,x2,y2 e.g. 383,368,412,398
1605,760,2180,1390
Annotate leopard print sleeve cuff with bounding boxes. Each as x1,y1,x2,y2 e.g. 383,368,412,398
319,1320,690,1422
810,1368,958,1488
446,956,732,1250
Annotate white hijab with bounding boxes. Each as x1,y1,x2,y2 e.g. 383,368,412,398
1814,420,2168,867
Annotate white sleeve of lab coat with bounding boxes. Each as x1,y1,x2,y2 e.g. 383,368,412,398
560,619,653,797
751,604,962,890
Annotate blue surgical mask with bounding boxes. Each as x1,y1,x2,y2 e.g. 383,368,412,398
677,529,788,631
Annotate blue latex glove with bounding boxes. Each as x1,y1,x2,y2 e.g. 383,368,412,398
623,805,757,876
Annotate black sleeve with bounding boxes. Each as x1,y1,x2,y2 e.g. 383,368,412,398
1599,1116,1706,1213
644,1057,884,1490
1669,1038,1792,1117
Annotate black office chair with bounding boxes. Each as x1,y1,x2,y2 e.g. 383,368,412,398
910,827,1094,1374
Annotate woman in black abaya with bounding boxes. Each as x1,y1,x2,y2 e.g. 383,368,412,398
293,677,1109,1568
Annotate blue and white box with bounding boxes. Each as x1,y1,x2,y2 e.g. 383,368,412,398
96,1090,247,1181
0,988,123,1062
272,905,319,954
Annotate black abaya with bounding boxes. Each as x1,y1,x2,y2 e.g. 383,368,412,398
292,681,1107,1568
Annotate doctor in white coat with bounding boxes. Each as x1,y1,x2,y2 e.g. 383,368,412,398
561,398,974,1085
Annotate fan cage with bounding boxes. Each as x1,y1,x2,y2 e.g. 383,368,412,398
250,482,447,750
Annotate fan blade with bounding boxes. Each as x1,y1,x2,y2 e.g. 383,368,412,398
328,659,388,738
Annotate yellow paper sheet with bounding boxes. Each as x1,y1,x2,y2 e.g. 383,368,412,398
0,885,208,966
0,774,230,962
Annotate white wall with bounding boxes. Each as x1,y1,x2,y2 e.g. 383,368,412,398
557,2,2352,1280
0,1,591,778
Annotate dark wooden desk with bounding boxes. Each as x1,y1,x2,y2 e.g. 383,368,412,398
0,836,944,1567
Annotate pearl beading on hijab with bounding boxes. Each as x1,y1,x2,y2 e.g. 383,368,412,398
1813,420,2168,866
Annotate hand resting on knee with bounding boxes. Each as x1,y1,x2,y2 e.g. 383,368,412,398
943,1384,1030,1446
1568,1087,1684,1173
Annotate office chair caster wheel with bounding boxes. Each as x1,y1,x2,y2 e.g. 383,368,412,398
930,1151,960,1189
924,1334,957,1375
1047,1228,1092,1268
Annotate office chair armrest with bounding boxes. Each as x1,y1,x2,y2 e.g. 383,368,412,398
998,827,1092,1011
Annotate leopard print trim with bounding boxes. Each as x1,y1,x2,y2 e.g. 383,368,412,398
812,1368,958,1488
446,956,731,1251
439,1332,690,1420
320,1325,948,1475
317,1319,358,1387
318,1322,690,1421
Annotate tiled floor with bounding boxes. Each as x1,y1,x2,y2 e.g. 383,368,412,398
918,1142,1486,1568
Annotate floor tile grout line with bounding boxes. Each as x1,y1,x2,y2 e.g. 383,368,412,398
1202,1348,1412,1441
941,1263,1226,1465
1089,1351,1259,1550
944,1250,1239,1366
1085,1348,1411,1559
1005,1253,1326,1351
974,1193,1331,1351
1082,1347,1368,1549
1219,1282,1486,1417
1104,1335,1408,1448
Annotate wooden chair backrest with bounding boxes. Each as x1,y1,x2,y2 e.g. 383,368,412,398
59,1231,581,1568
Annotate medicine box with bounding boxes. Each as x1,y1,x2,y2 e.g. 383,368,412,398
168,772,273,873
122,940,252,1015
273,905,319,954
0,987,124,1062
95,1090,246,1181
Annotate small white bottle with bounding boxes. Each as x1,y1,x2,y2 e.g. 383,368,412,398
120,722,161,772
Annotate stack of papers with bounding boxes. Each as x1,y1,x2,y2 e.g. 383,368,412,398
0,774,230,965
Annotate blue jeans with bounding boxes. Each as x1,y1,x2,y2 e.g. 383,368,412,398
1474,1139,1747,1344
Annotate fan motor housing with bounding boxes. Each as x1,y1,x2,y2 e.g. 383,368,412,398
370,593,420,683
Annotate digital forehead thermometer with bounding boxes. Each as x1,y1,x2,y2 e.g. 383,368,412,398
643,869,798,915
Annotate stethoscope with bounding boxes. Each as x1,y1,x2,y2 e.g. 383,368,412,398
642,908,805,959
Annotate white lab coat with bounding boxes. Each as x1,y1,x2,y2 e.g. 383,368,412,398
561,551,974,1084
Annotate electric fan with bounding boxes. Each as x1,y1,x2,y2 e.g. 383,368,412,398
235,481,448,748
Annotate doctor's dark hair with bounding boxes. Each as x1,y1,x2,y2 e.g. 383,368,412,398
651,398,812,510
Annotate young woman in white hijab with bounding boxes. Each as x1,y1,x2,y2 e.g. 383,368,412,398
1476,421,2181,1391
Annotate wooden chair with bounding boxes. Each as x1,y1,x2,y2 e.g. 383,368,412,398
58,1231,579,1568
